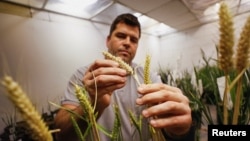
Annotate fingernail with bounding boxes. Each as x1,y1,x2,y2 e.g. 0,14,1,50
136,98,143,105
142,110,149,117
138,85,146,91
150,119,156,127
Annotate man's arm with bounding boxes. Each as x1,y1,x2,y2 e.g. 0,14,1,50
54,104,86,141
54,59,127,141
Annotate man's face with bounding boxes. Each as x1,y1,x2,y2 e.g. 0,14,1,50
106,22,140,64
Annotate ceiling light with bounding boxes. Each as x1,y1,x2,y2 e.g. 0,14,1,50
58,0,98,8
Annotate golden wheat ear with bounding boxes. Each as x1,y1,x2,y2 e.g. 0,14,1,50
1,75,53,141
218,1,234,73
144,53,152,84
235,16,250,72
102,51,134,75
102,51,142,86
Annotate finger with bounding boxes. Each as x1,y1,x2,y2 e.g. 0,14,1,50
149,114,191,129
136,89,188,106
136,90,175,105
138,83,181,95
86,74,126,88
90,67,127,79
142,101,190,118
88,59,120,71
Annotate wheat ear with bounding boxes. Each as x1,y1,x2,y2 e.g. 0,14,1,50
218,2,235,125
74,84,100,141
143,54,166,141
1,75,53,141
218,2,234,73
144,54,152,84
102,51,134,75
235,16,250,72
102,51,141,86
232,16,250,124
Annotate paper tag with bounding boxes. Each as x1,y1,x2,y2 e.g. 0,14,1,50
217,76,233,110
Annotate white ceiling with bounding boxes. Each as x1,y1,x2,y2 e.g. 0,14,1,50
3,0,250,37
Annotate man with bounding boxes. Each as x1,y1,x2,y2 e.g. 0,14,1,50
54,13,192,141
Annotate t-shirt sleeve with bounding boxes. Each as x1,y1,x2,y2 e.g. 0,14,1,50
61,66,88,106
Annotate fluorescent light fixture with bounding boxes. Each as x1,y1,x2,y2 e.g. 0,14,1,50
154,23,176,35
58,0,98,8
143,22,177,36
45,0,101,18
137,14,158,29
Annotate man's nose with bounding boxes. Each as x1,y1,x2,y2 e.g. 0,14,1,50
124,37,131,44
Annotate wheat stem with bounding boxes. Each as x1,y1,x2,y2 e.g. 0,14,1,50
218,2,234,125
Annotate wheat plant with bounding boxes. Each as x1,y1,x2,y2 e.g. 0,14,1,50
217,1,234,125
233,15,250,125
1,75,53,141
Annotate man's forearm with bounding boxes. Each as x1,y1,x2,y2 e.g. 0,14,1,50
54,105,87,141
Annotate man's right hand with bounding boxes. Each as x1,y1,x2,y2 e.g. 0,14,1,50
82,59,127,110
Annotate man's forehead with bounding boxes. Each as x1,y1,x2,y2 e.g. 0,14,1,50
114,23,139,37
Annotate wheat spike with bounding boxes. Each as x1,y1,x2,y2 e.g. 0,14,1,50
102,51,134,75
74,84,94,115
1,75,53,141
144,54,152,84
232,16,250,125
218,2,234,73
142,53,166,140
74,84,100,141
235,16,250,72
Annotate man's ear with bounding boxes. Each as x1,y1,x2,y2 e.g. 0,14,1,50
106,35,111,46
106,35,111,41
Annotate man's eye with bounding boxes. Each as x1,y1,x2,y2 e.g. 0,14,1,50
131,38,138,44
116,34,126,39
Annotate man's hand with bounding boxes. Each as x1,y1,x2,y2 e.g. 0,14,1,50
136,83,192,136
83,59,127,110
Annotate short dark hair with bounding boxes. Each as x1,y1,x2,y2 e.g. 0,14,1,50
109,13,141,38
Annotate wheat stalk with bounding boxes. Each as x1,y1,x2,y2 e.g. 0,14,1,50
233,16,250,124
128,110,143,141
74,84,100,141
218,2,235,125
235,16,250,72
143,54,166,141
1,75,53,141
70,115,85,141
111,104,122,141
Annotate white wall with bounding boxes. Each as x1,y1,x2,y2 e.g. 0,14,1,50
0,10,159,132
